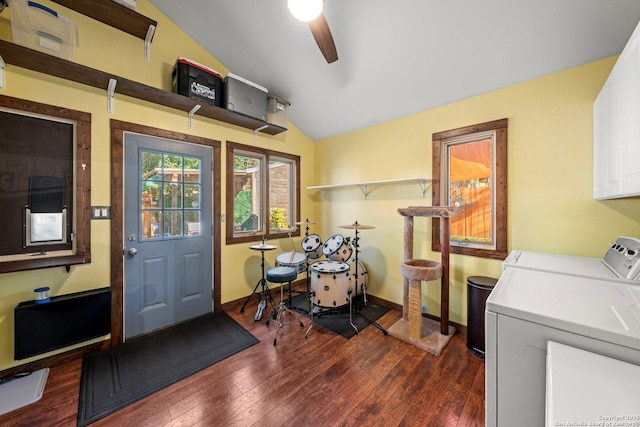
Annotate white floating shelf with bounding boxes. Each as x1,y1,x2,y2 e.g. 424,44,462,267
308,178,432,199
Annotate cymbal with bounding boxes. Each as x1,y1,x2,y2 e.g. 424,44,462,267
294,219,317,225
249,243,277,251
339,222,375,230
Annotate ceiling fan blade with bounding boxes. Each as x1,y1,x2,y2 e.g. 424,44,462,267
308,12,338,63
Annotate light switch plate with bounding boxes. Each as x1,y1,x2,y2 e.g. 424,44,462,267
91,206,111,219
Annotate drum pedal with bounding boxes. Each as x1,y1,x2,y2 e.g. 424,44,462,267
255,299,267,321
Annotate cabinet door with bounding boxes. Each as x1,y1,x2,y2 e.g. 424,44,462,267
593,72,621,199
593,18,640,199
620,29,640,196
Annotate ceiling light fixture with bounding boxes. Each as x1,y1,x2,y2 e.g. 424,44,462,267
287,0,323,22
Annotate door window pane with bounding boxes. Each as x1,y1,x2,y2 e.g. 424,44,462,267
164,183,183,209
142,210,161,239
163,211,183,237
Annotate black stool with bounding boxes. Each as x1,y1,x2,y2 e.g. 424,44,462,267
266,266,304,345
466,275,498,359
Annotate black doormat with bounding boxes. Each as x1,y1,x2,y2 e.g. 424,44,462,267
290,294,390,339
77,312,258,426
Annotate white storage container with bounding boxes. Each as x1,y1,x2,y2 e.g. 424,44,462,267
267,96,290,128
8,0,77,60
223,73,268,121
111,0,136,10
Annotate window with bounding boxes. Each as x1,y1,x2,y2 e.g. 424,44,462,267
432,119,507,259
226,141,300,244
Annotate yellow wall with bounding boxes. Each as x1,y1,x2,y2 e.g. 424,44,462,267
0,0,314,369
313,56,640,326
1,0,640,371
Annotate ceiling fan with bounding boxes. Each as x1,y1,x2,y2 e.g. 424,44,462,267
287,0,338,63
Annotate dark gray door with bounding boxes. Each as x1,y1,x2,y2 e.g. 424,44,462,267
124,132,213,339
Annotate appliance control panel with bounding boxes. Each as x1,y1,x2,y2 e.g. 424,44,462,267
603,236,640,280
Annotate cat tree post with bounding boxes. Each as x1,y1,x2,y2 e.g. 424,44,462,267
388,206,455,356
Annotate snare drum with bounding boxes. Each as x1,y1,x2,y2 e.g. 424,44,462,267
310,260,351,308
275,252,307,274
301,234,323,259
322,234,353,262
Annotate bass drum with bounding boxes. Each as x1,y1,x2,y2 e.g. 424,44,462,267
275,252,307,274
310,260,351,308
301,234,323,259
346,259,368,290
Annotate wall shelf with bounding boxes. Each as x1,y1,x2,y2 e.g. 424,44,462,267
49,0,157,60
50,0,157,41
0,41,286,135
308,178,432,199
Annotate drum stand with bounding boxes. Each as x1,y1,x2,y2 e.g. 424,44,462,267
240,239,277,320
298,219,314,295
299,219,315,336
293,219,315,309
349,223,388,336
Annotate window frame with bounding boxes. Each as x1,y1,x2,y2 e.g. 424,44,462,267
0,95,91,273
225,141,300,244
431,118,508,260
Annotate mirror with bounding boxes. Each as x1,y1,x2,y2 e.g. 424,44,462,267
432,118,507,260
0,95,91,273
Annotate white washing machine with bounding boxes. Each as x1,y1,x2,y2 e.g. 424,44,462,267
485,254,640,426
503,236,640,282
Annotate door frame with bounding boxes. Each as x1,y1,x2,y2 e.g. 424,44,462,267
110,120,222,346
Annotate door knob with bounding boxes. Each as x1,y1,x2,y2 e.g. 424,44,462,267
127,247,138,256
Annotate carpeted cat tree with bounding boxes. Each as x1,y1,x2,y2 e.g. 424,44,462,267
388,206,455,356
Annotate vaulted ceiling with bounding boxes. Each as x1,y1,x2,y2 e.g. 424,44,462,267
149,0,640,141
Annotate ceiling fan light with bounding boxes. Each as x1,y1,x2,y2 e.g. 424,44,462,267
288,0,323,22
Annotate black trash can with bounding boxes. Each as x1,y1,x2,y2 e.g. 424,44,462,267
466,275,498,359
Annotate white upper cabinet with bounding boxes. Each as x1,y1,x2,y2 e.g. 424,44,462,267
594,19,640,199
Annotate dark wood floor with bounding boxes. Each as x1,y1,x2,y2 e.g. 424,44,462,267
0,299,485,426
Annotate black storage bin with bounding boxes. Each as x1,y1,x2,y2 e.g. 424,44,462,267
172,58,223,107
466,275,497,359
14,287,111,360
